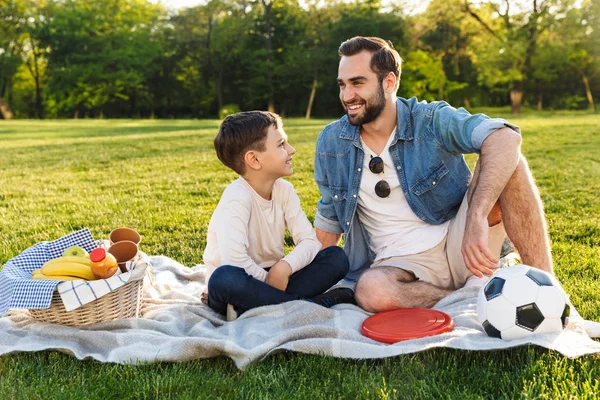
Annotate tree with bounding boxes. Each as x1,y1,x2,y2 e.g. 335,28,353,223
400,50,467,102
2,0,594,118
20,0,49,118
464,0,564,114
39,0,166,117
569,0,600,111
265,0,314,116
303,0,344,119
258,0,275,112
0,0,52,119
410,0,479,106
0,0,26,119
526,0,599,110
168,1,224,117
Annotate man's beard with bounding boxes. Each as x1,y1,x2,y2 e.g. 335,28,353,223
346,82,386,126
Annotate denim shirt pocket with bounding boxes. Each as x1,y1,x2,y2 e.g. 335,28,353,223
330,187,347,202
411,162,457,221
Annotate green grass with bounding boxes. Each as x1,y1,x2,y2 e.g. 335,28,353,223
0,113,599,399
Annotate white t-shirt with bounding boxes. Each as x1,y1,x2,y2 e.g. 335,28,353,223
357,130,449,261
203,177,322,282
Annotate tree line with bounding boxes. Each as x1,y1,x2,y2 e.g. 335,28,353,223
0,0,598,119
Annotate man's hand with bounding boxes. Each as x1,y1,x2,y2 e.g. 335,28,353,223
463,127,520,278
462,216,498,278
265,260,293,291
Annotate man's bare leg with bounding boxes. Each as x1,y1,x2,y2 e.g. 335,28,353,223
354,267,452,312
469,156,553,273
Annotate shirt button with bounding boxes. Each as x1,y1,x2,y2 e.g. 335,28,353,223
397,166,401,170
432,181,436,185
334,195,338,198
358,168,362,172
353,194,357,198
346,222,350,226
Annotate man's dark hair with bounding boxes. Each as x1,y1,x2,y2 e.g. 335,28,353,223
214,111,282,175
338,36,402,90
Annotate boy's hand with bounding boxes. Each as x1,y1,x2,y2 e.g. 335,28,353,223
265,260,292,291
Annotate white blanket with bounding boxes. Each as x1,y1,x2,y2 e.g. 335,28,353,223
1,256,599,370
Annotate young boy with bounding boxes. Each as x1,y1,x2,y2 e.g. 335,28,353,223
204,111,354,320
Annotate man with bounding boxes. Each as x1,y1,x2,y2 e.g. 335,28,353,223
313,36,553,313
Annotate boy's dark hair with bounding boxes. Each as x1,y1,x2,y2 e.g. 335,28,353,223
338,36,402,91
214,111,282,175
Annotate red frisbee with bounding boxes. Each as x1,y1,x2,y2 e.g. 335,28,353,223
361,308,454,343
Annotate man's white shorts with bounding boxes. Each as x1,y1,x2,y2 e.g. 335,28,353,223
369,194,506,290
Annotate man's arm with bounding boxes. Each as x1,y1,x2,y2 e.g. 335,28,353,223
316,228,342,248
462,127,522,278
313,131,344,249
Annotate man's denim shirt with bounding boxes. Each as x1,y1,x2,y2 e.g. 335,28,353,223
314,97,520,280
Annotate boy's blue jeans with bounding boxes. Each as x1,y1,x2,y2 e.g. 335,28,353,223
207,246,349,315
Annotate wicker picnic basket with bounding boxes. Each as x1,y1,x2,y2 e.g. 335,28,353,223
28,277,144,326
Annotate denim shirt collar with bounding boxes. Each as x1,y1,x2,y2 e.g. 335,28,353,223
337,98,414,147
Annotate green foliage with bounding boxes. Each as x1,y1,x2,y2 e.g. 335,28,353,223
9,63,38,117
219,103,241,119
0,0,27,111
38,0,166,117
562,95,588,110
1,0,599,117
399,50,467,102
0,114,599,397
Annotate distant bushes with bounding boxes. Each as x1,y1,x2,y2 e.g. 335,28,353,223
219,104,241,119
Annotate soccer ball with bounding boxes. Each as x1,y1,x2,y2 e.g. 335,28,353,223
477,264,570,340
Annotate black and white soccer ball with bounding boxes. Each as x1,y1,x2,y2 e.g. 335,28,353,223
477,264,570,340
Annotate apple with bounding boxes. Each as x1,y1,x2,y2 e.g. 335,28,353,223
63,245,89,258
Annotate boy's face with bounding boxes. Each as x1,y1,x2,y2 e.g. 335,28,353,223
255,125,296,179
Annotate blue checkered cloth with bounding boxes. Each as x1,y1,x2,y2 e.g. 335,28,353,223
0,228,97,315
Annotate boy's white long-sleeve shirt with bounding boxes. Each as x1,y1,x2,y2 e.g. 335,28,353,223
203,177,322,282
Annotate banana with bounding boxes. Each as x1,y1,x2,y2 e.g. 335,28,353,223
32,273,82,281
43,256,91,267
31,268,42,275
41,262,96,280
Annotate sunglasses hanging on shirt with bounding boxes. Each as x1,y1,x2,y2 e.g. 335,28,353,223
368,156,391,198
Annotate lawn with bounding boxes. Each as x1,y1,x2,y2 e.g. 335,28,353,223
0,111,599,399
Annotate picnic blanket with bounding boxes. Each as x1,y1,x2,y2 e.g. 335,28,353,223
1,255,600,369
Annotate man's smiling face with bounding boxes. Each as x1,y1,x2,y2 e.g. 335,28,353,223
337,50,386,126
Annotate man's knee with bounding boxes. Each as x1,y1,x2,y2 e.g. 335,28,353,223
355,270,384,312
516,154,530,170
478,157,534,227
498,155,542,209
355,268,409,312
507,155,535,186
